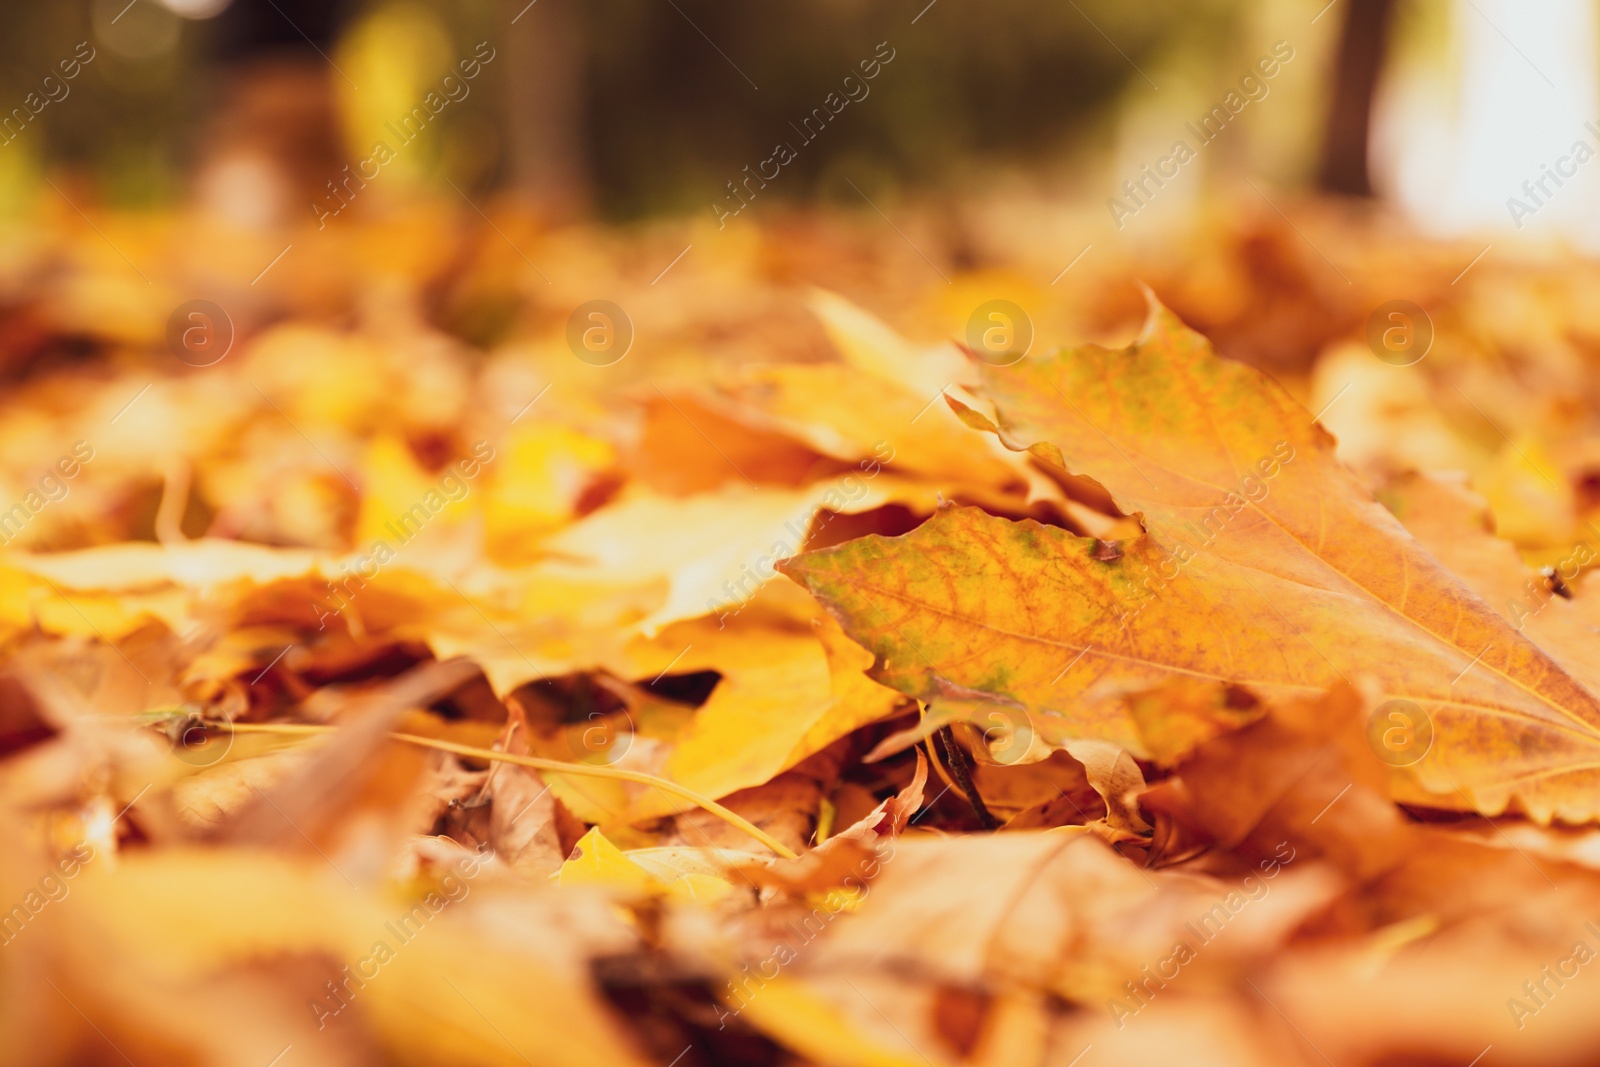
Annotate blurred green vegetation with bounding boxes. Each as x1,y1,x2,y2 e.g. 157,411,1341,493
0,0,1251,217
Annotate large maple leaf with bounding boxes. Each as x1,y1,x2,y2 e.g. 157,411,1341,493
780,301,1600,823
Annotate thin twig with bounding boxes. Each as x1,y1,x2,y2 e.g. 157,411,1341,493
935,726,998,829
918,704,967,802
199,719,798,860
923,734,967,801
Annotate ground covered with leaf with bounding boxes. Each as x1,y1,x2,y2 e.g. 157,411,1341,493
4,195,1600,1066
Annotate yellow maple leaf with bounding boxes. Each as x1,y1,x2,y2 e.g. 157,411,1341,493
784,300,1600,823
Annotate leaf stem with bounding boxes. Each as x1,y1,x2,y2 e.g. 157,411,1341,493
918,705,968,803
201,719,800,860
935,726,999,830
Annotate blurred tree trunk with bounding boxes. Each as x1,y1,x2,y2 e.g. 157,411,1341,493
504,0,591,219
195,1,351,228
1318,0,1396,196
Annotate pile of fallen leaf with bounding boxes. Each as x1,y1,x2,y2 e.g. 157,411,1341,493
5,192,1600,1067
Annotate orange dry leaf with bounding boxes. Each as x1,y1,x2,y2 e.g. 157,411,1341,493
784,299,1600,823
17,189,1600,1067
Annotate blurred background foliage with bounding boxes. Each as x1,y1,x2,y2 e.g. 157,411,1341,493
0,0,1317,219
